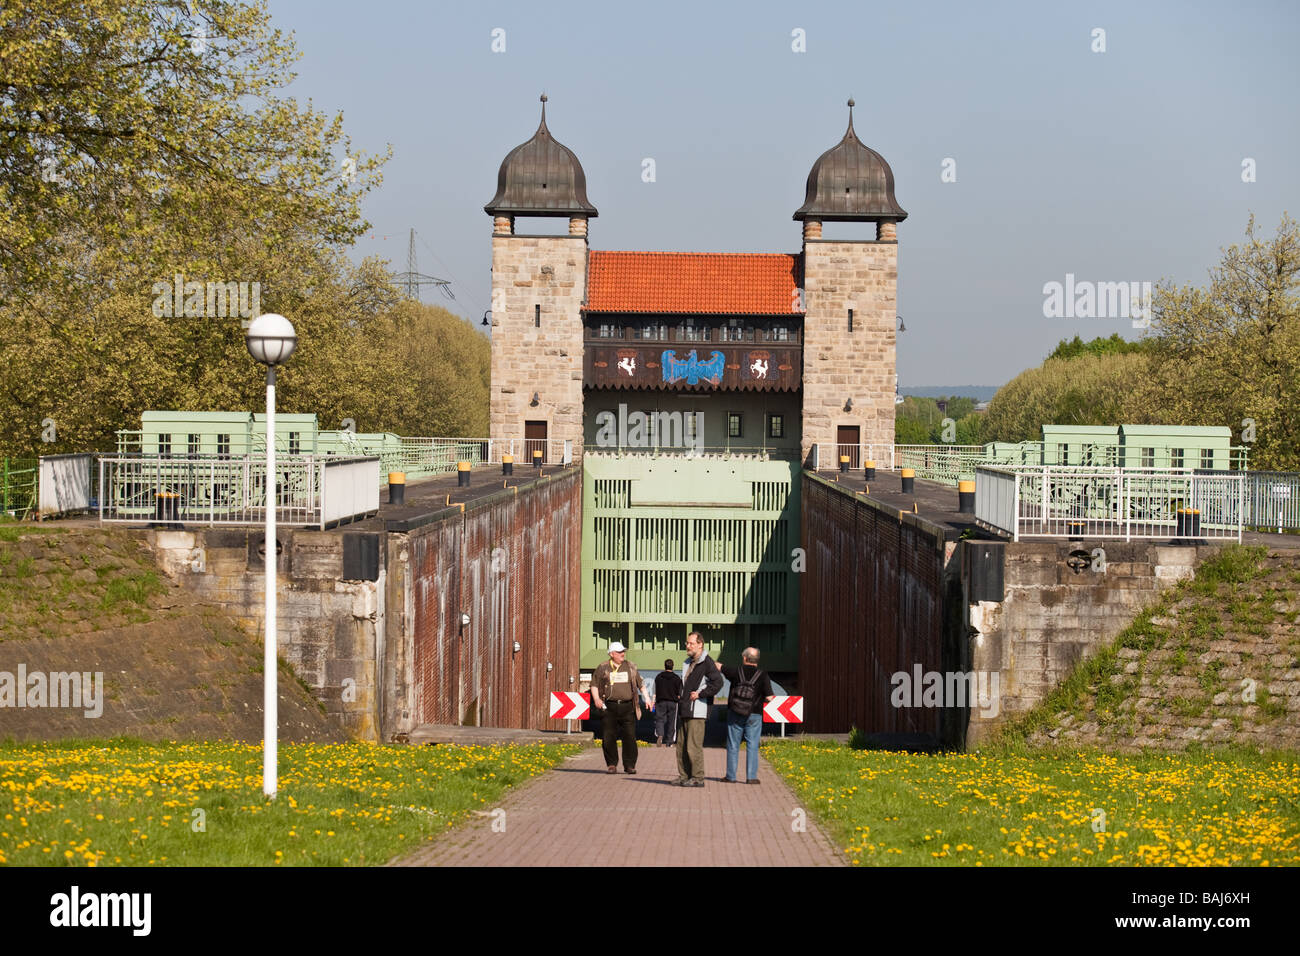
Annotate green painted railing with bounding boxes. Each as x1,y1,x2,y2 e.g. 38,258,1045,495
1,458,37,518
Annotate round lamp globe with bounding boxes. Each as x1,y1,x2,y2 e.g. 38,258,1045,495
245,313,297,366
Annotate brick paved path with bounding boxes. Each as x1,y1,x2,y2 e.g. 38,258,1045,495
397,744,845,867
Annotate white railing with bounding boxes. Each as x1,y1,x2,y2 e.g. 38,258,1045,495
321,457,381,528
38,453,95,517
975,466,1245,541
99,455,378,528
810,443,894,470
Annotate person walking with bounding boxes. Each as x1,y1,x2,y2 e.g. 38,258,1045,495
718,647,775,784
675,631,721,787
651,659,682,747
590,642,647,774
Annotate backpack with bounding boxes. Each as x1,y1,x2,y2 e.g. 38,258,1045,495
729,666,761,717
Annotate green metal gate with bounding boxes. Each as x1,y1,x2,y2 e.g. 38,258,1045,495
581,455,800,671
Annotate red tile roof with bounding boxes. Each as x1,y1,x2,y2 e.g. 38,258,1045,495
586,251,803,314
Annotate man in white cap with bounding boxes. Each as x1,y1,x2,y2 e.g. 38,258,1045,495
590,642,647,774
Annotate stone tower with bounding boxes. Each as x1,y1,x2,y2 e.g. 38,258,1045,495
484,95,596,461
795,99,906,464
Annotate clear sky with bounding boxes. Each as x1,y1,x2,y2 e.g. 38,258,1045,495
268,0,1300,387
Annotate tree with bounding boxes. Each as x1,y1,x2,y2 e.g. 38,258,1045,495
981,352,1148,443
1140,215,1300,469
1045,333,1148,362
0,0,387,303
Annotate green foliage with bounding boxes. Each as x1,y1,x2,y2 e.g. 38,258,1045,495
1046,334,1149,362
99,571,164,611
1140,215,1300,470
0,2,490,454
982,352,1148,443
0,0,387,304
895,395,984,444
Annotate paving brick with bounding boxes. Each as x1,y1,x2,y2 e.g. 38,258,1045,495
395,744,845,867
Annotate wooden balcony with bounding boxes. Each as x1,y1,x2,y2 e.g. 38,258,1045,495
583,324,801,391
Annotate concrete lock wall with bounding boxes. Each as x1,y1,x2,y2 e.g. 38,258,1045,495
964,540,1214,745
385,467,583,737
149,527,384,740
799,472,964,741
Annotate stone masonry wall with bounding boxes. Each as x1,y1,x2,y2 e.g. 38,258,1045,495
489,233,587,452
148,528,382,741
800,239,897,462
966,540,1216,744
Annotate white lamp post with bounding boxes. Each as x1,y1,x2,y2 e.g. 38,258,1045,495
245,313,297,798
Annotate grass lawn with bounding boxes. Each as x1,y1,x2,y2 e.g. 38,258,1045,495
0,738,580,866
766,740,1300,866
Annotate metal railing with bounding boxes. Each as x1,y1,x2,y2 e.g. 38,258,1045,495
99,455,379,529
1197,469,1300,532
975,465,1245,541
809,444,894,470
893,444,990,481
585,444,801,460
2,458,38,518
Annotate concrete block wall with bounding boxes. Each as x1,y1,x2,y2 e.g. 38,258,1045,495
489,233,588,451
966,540,1215,744
800,239,897,460
148,528,384,741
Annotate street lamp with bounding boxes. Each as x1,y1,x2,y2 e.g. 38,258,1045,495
246,313,297,798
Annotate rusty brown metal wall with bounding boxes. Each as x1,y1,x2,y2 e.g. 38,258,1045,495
798,472,947,735
406,468,582,731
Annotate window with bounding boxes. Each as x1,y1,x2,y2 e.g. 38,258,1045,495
685,413,700,442
763,325,791,342
1057,443,1069,465
767,414,784,439
728,413,743,438
217,434,231,458
157,433,171,457
188,434,200,457
595,323,621,339
534,304,540,328
1200,448,1214,469
679,320,706,342
634,323,666,341
724,319,748,342
1171,447,1184,469
288,432,301,455
1141,447,1155,468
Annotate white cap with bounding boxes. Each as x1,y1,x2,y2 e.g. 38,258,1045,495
609,642,627,653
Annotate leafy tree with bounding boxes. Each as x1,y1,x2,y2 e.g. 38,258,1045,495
1140,215,1300,469
894,416,931,445
1045,333,1148,362
981,352,1148,443
0,0,387,304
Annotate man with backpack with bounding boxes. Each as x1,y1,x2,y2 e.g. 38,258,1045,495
718,647,775,784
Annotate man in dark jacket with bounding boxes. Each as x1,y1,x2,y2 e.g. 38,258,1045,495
651,659,682,747
675,631,722,787
718,647,775,784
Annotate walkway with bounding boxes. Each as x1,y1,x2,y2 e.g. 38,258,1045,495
396,744,845,867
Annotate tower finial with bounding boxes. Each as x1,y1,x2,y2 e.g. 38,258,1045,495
538,92,549,132
844,97,856,139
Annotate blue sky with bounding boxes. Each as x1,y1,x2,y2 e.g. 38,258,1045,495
269,0,1300,386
